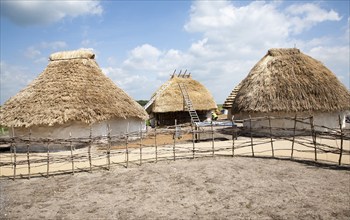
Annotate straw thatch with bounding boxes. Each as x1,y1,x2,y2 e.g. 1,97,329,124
0,50,148,128
147,75,217,113
232,48,350,114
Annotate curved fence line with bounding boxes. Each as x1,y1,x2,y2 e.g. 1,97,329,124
0,116,349,180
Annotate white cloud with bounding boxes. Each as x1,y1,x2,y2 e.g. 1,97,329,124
24,47,41,59
308,46,350,84
123,44,162,70
24,41,67,60
0,0,103,26
286,3,341,34
99,1,347,104
0,61,35,104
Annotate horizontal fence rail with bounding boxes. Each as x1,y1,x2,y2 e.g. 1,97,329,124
0,116,349,180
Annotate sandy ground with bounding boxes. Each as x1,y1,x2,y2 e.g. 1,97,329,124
1,156,349,219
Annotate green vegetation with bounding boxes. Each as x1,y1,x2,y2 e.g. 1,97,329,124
0,125,8,136
136,100,149,107
217,104,223,111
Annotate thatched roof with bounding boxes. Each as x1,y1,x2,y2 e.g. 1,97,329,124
0,50,148,128
147,75,217,113
232,48,350,114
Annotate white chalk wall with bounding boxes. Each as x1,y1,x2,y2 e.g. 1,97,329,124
240,111,349,136
13,117,145,139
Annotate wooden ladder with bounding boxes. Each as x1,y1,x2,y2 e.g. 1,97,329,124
178,83,200,125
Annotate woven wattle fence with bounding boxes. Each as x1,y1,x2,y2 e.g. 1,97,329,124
1,116,349,180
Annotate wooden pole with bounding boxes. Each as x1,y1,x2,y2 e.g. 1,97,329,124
249,116,254,157
88,126,92,173
107,124,111,171
191,125,197,159
173,119,176,161
338,115,344,165
154,124,157,163
231,118,235,157
309,116,317,161
46,139,50,178
27,130,31,179
139,122,143,166
291,114,297,159
126,123,129,168
11,127,16,180
211,122,214,157
268,116,274,157
70,132,74,175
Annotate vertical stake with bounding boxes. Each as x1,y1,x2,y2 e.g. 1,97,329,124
268,116,274,157
231,118,235,157
173,119,177,161
88,126,92,173
211,121,214,157
191,125,198,159
140,122,143,166
249,116,254,157
155,124,157,163
291,115,297,159
11,127,16,180
70,132,74,175
338,115,344,165
107,124,111,171
46,138,50,178
27,130,31,179
126,122,129,168
309,116,317,161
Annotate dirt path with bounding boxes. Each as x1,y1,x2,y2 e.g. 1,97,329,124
1,157,349,219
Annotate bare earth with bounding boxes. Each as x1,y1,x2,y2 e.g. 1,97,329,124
1,156,349,219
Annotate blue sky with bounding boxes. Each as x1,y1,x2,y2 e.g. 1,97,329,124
1,0,349,105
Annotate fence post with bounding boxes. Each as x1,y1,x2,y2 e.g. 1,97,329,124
338,115,344,165
249,116,254,157
154,124,157,163
126,123,129,168
139,122,143,166
309,116,317,161
231,118,235,157
268,116,274,157
11,127,16,180
70,132,74,175
211,122,214,157
173,119,177,161
291,115,297,159
107,124,111,171
46,138,50,178
88,126,92,173
191,124,195,158
27,129,31,179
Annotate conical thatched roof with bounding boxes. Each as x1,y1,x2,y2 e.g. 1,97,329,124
0,50,148,128
147,75,217,113
232,48,350,114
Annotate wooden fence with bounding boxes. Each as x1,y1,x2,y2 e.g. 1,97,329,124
0,116,349,180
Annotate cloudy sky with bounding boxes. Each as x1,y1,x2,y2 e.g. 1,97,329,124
1,0,349,105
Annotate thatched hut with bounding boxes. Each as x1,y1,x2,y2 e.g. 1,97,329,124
230,48,350,134
146,73,217,126
0,50,148,144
